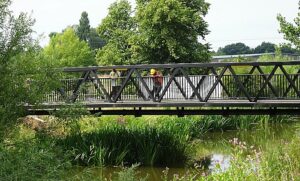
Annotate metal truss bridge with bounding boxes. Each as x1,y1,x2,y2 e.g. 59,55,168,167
27,61,300,116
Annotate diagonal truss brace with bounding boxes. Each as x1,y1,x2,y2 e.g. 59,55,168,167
279,66,300,97
227,66,253,102
256,66,279,97
253,65,278,102
89,70,112,102
204,66,228,102
283,69,300,97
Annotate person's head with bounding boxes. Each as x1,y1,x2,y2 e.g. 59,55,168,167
150,69,156,75
112,69,116,72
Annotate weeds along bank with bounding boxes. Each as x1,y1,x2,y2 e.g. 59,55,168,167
0,126,72,180
0,115,297,180
58,115,289,167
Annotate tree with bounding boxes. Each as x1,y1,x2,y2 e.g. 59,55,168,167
77,11,90,42
217,43,252,55
133,0,210,64
279,43,299,54
96,0,135,65
0,0,54,138
76,12,106,50
277,1,300,51
49,32,57,38
254,42,276,53
88,28,106,50
44,28,95,67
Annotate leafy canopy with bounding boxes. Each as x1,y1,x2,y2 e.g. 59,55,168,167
44,28,95,67
77,11,90,42
96,0,211,65
277,1,300,51
253,42,276,54
133,0,210,64
96,0,136,65
76,12,105,50
217,43,252,55
0,0,56,137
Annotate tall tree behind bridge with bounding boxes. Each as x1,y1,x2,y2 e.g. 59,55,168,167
277,1,300,51
77,11,90,42
133,0,211,64
96,0,136,65
44,28,95,67
76,12,105,50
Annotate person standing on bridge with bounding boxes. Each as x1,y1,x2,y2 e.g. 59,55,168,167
150,68,163,100
110,69,121,100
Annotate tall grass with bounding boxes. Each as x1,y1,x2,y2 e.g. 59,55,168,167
0,114,296,180
0,125,72,180
60,122,190,167
59,115,289,167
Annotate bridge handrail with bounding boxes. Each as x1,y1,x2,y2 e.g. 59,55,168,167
62,61,300,72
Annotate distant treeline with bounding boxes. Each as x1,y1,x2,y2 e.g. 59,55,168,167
214,42,299,56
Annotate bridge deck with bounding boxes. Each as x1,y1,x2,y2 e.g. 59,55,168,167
27,100,300,108
26,100,300,116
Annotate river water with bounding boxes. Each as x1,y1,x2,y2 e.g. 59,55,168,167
70,119,300,180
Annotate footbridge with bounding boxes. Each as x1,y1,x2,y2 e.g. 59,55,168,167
27,61,300,116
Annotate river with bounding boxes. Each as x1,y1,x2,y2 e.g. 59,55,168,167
70,119,300,180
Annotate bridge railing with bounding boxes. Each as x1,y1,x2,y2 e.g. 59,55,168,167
42,61,300,103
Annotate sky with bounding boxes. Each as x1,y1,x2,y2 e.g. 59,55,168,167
11,0,299,51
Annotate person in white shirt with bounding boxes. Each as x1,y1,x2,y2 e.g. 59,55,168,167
110,69,121,100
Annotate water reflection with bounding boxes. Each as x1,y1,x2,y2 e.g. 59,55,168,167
208,154,231,173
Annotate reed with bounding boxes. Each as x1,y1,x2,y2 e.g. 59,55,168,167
59,115,290,167
60,122,190,167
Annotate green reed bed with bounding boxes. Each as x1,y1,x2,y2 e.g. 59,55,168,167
70,136,300,181
0,115,295,180
60,120,191,167
59,115,288,168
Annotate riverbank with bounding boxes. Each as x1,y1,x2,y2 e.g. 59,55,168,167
0,115,299,180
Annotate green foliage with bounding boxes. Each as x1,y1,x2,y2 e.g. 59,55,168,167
134,0,210,64
0,0,34,63
277,1,300,51
53,103,90,134
96,0,136,65
258,47,292,62
198,136,300,181
88,28,106,50
59,115,288,168
215,42,298,57
77,11,90,42
254,42,276,53
0,125,71,180
43,28,95,67
217,42,252,55
61,120,189,167
0,0,57,139
76,12,105,50
279,43,299,54
115,164,148,181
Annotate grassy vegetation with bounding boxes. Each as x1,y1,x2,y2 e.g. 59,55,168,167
161,136,300,181
58,115,290,168
0,125,72,180
0,114,298,180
